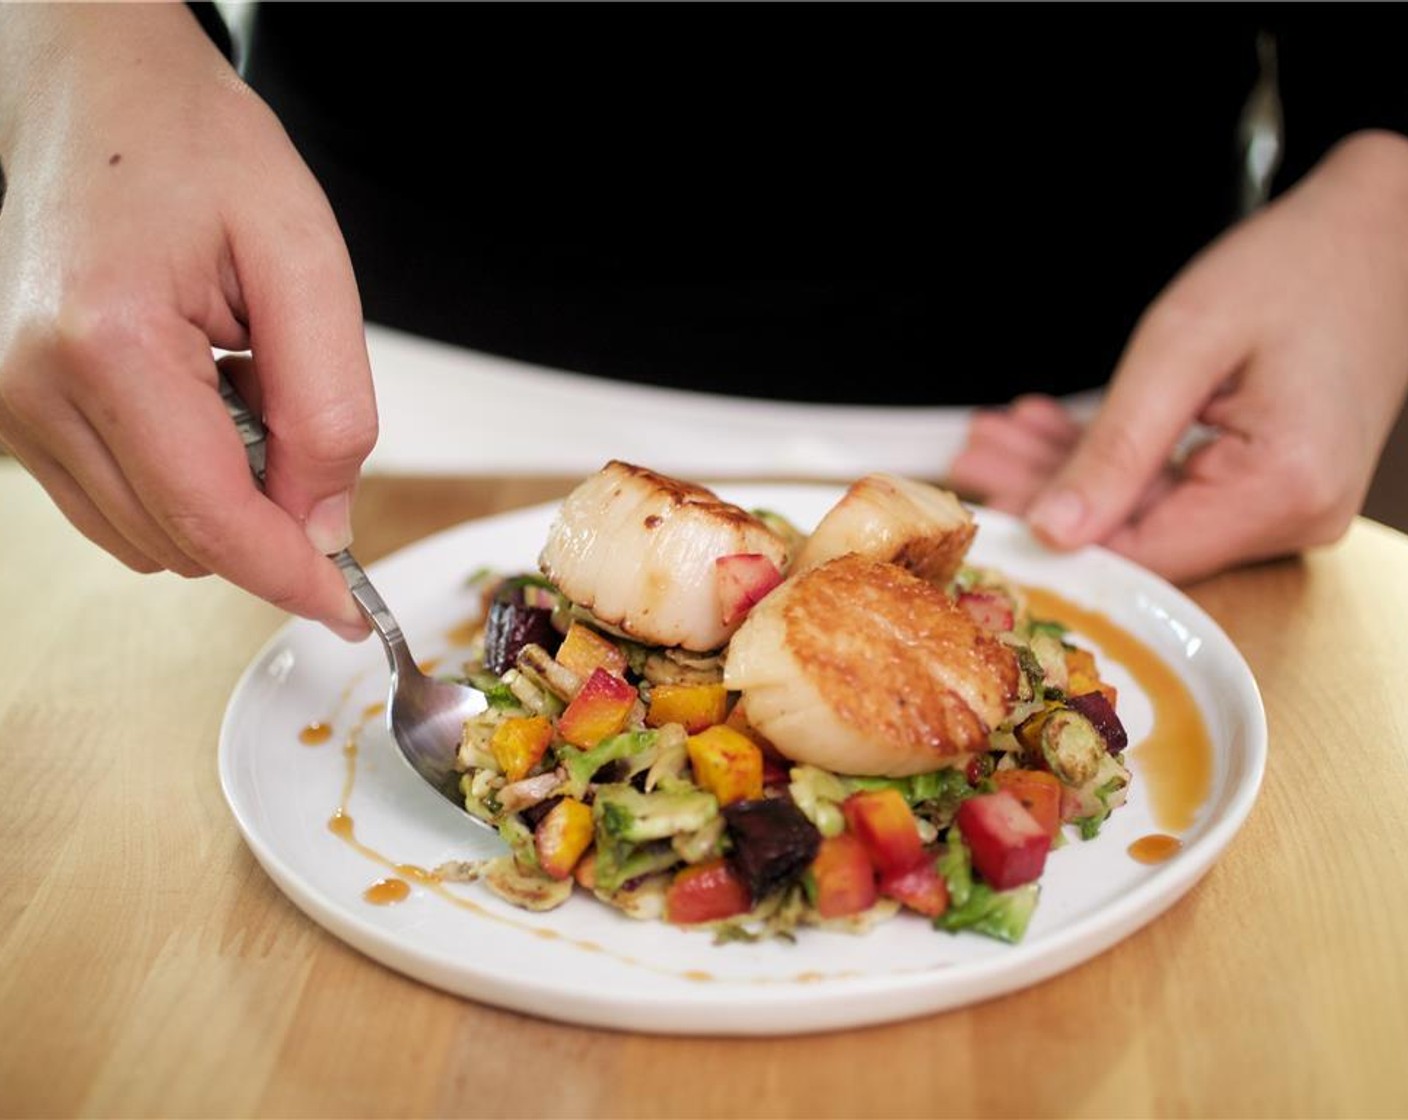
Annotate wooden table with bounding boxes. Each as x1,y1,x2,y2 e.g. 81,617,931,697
3,459,1406,1119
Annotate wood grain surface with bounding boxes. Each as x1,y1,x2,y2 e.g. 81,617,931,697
2,460,1406,1119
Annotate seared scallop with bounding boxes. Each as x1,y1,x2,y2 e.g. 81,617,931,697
723,554,1020,777
539,461,789,652
792,473,976,587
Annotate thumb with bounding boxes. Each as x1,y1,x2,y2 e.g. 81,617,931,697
230,183,378,555
1026,304,1245,551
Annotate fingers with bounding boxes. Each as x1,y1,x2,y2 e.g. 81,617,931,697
947,396,1083,513
1,283,371,638
1025,297,1247,551
227,176,379,555
1008,394,1084,443
0,426,167,574
64,322,371,637
1097,435,1286,584
1,382,206,575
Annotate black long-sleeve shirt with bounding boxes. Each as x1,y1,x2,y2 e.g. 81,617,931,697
231,2,1408,404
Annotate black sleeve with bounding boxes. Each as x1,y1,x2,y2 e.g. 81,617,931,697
1268,8,1408,193
185,1,235,66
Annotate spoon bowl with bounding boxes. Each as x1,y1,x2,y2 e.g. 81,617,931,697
219,371,487,821
329,549,487,811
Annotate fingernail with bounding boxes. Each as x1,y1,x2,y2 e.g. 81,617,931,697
306,491,353,555
326,610,370,643
1028,489,1086,546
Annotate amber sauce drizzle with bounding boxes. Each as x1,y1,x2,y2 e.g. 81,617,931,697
317,700,623,954
1024,587,1213,860
1128,833,1184,864
298,721,333,746
364,878,411,905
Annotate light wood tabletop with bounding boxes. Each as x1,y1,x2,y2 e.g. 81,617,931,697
2,458,1406,1119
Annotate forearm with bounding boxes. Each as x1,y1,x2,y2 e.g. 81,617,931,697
1291,129,1408,416
0,3,236,169
1313,128,1408,211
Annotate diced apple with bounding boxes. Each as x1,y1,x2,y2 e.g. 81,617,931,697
646,682,729,733
716,553,784,627
665,858,752,924
841,788,925,876
879,860,949,917
956,790,1051,890
686,725,763,805
555,667,638,747
555,621,628,681
489,714,553,782
534,797,594,880
956,588,1015,633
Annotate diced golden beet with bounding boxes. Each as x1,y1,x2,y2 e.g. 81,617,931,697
489,715,553,782
725,702,773,748
841,788,925,875
1014,708,1050,756
534,797,594,880
1065,645,1117,707
573,848,598,891
556,667,638,747
992,768,1063,839
809,832,877,918
723,704,789,785
646,682,729,733
686,725,763,805
555,621,628,681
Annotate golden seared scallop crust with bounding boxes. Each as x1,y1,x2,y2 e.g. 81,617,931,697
724,554,1020,777
539,460,788,652
792,473,977,587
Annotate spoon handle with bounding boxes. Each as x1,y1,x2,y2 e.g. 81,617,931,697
330,550,416,676
217,371,268,485
216,367,415,675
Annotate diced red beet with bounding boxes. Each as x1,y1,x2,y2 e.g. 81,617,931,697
483,584,561,674
1066,690,1128,753
722,798,821,900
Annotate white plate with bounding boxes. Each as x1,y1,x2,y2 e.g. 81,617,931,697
219,484,1266,1036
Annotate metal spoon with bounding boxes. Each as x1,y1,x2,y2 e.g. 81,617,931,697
218,371,484,817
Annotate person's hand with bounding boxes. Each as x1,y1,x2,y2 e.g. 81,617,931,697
0,4,376,638
949,129,1408,584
